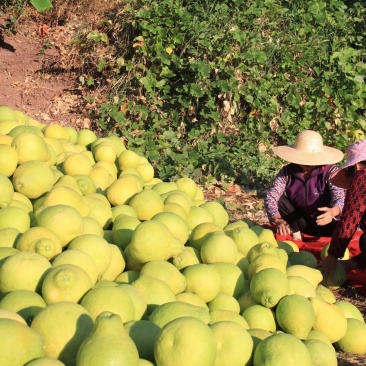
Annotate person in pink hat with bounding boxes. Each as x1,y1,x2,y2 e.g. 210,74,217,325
321,139,366,279
265,130,346,240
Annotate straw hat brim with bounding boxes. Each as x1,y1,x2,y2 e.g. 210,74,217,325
272,145,344,166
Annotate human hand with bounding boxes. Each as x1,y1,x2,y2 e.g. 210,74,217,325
319,254,338,284
316,207,333,226
273,218,291,235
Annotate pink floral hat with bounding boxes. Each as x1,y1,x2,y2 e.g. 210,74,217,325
330,140,366,188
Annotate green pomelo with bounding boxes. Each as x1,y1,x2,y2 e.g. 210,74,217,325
242,304,277,332
334,300,365,322
24,357,66,365
286,264,323,288
0,206,30,233
287,276,316,298
247,253,287,280
189,222,224,250
303,339,337,366
175,292,208,308
163,190,193,214
0,106,17,121
209,309,249,329
315,284,336,303
11,132,48,164
171,246,201,270
116,283,147,320
288,251,318,268
0,144,18,177
227,226,259,256
112,204,138,221
224,220,250,231
0,227,21,248
175,176,198,199
129,189,165,221
186,206,214,231
151,181,178,195
335,318,366,354
246,242,280,263
199,201,229,228
208,293,240,313
0,173,14,208
112,214,141,250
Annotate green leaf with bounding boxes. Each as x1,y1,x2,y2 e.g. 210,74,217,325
30,0,52,12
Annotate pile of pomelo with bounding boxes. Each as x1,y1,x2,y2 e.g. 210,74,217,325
0,104,365,366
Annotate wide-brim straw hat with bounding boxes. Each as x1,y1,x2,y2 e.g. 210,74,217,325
330,139,366,188
272,130,344,166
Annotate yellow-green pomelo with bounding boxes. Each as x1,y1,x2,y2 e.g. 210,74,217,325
62,152,93,176
103,229,113,243
129,220,183,263
31,302,94,365
53,174,81,192
12,160,54,199
209,262,245,298
144,177,162,188
242,304,277,332
322,261,347,289
210,321,253,366
237,290,259,313
93,141,118,163
119,167,143,181
43,124,70,140
248,328,272,356
16,226,62,260
189,222,224,250
24,357,66,365
117,149,141,170
246,242,280,263
136,162,154,183
208,293,240,313
140,260,186,295
249,224,265,236
129,189,165,221
227,226,259,256
89,166,112,193
80,216,104,236
321,243,350,261
82,194,113,229
0,119,19,134
0,251,51,294
151,211,189,244
112,214,141,250
13,109,30,124
303,339,337,366
3,208,30,235
257,228,278,247
105,134,126,155
12,192,33,211
224,220,250,231
124,244,144,271
114,269,140,284
247,253,287,280
112,204,138,221
0,247,20,268
288,276,316,298
175,292,208,308
186,205,214,231
315,284,336,303
81,150,96,166
310,297,347,343
277,241,296,254
107,175,143,206
125,320,160,362
335,318,366,354
0,173,14,208
0,290,47,325
9,198,32,213
209,309,249,329
275,294,315,339
64,126,78,144
8,124,43,138
100,244,126,281
163,190,193,214
0,144,18,176
288,251,317,268
51,249,99,285
250,268,290,308
77,311,139,366
41,263,93,305
24,118,46,129
0,308,27,324
44,136,64,156
132,274,176,315
175,176,198,200
307,329,333,348
0,134,13,145
11,132,48,164
0,227,20,247
0,318,45,365
253,332,312,366
282,239,300,252
154,317,217,366
76,129,98,147
60,139,79,153
149,301,210,328
286,264,323,288
151,181,178,195
163,201,188,220
171,246,201,270
81,285,135,322
0,106,17,121
200,231,238,264
182,263,221,302
43,185,89,216
199,201,229,228
35,204,84,247
68,234,112,278
116,283,147,320
334,300,365,322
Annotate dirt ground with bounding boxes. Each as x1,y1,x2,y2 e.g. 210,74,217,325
1,10,366,366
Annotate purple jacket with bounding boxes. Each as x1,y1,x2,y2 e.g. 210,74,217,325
284,164,334,223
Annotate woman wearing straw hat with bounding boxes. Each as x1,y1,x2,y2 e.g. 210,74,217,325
321,139,366,279
264,130,346,240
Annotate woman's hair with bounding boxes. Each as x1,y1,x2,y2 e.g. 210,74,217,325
345,160,366,176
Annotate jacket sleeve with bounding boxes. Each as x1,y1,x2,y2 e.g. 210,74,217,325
327,165,346,215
